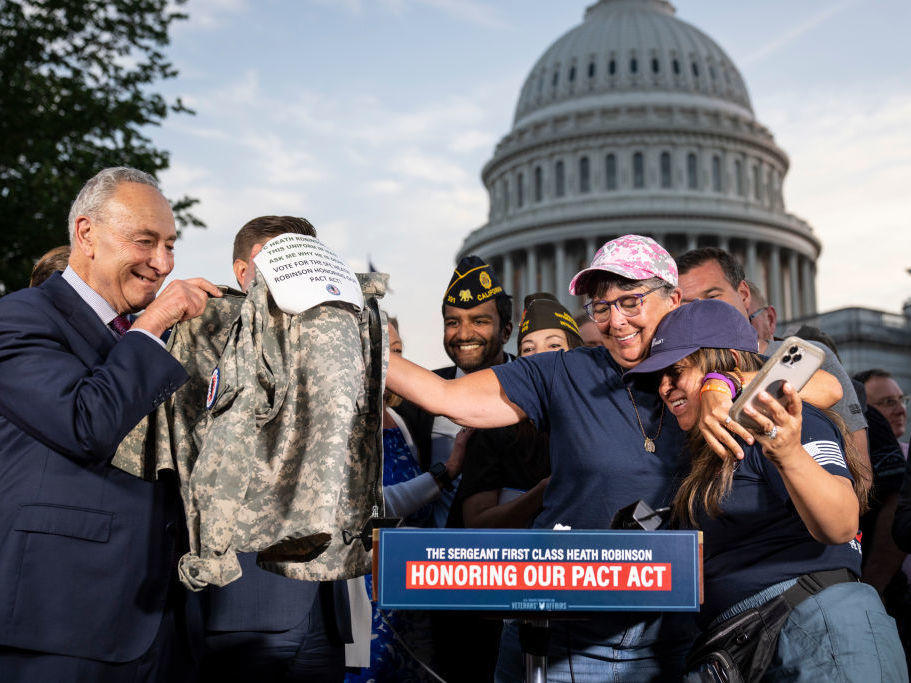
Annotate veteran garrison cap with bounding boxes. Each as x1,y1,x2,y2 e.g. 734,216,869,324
444,255,505,309
519,292,582,345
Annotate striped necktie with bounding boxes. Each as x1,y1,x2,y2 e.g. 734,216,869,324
109,314,132,337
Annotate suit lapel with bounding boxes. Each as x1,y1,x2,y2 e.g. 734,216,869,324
41,272,117,355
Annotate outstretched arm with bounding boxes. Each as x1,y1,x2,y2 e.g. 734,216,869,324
746,384,858,544
386,353,525,428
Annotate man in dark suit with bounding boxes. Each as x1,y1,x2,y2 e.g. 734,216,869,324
0,167,219,682
197,216,352,683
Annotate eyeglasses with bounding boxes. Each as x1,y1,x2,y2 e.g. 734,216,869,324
584,285,664,323
748,306,769,322
872,395,909,411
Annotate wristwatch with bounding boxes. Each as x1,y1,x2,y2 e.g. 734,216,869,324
429,462,454,491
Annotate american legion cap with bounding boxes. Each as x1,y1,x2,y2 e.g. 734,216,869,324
443,256,505,309
518,292,581,345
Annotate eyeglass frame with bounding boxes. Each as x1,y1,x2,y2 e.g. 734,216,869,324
748,306,770,322
583,284,665,323
871,395,910,411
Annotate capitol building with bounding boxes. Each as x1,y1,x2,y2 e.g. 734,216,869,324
457,0,820,321
456,0,911,427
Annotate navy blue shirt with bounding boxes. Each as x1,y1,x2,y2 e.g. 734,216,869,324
492,347,688,530
697,404,862,624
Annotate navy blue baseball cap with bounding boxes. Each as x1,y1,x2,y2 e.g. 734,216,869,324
624,299,759,380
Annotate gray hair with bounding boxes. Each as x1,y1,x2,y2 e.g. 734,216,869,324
68,167,160,243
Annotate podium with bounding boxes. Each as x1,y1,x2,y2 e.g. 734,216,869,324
374,528,702,681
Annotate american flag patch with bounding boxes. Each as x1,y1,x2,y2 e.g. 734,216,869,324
803,440,847,469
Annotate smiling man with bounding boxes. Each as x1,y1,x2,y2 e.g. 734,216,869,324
0,167,219,682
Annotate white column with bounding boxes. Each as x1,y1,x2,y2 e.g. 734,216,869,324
584,237,598,264
768,245,782,316
788,250,800,319
745,239,758,284
718,235,730,252
502,252,515,322
554,241,568,309
800,256,814,316
809,262,818,314
686,233,698,251
526,247,538,297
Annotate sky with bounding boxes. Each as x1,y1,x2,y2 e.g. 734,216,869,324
155,0,911,369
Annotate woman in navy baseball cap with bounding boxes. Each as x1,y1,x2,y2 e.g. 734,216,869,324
626,299,904,682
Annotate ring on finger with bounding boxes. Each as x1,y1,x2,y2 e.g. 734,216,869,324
764,425,778,440
724,416,732,425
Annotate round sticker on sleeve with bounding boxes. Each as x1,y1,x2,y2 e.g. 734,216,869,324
206,367,220,409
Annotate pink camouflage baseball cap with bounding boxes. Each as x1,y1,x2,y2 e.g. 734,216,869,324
568,235,678,296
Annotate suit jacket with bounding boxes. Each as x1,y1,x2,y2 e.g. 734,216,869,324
204,553,351,643
0,273,188,662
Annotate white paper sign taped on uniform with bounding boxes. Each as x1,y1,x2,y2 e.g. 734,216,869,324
253,234,364,314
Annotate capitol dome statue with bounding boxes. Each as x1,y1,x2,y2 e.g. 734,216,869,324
457,0,820,322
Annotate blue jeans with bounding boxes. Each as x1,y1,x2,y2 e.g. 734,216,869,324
495,613,697,683
764,581,907,682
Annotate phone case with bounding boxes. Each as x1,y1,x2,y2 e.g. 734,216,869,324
729,337,826,432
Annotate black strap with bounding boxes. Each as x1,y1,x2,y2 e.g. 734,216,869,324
781,568,857,609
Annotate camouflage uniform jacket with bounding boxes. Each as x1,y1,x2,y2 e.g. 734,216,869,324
114,274,387,591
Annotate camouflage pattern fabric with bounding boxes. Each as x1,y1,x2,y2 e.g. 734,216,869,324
113,286,246,481
113,275,387,591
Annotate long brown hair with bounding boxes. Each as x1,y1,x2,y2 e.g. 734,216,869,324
672,348,870,526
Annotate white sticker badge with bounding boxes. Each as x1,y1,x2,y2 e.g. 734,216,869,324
253,234,364,314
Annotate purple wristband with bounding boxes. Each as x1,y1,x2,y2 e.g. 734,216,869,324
702,372,737,397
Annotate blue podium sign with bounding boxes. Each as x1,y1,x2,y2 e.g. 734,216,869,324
377,529,701,612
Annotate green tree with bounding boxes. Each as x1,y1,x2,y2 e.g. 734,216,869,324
0,0,202,294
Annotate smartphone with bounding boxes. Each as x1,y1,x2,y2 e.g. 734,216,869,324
729,337,826,432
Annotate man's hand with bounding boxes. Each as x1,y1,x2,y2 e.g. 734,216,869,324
132,278,222,338
446,427,476,480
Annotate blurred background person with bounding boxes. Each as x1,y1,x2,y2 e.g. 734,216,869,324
28,244,70,287
574,311,605,348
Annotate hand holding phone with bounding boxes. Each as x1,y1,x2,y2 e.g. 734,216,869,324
730,337,825,432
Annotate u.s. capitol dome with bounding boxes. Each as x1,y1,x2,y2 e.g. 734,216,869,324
457,0,819,321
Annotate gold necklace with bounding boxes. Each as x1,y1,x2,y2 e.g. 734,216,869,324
626,386,664,453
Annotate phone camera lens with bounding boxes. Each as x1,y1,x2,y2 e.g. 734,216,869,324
793,353,802,362
782,355,792,363
788,346,798,354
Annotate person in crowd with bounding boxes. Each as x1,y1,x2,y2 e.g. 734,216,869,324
28,244,70,287
394,255,514,682
452,292,582,531
346,317,472,682
624,299,906,681
574,311,606,348
746,280,776,346
677,247,869,477
386,234,841,681
0,167,219,682
200,215,354,683
858,369,909,455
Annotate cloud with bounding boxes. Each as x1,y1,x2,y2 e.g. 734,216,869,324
176,0,249,30
761,88,911,312
741,0,860,66
310,0,507,29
